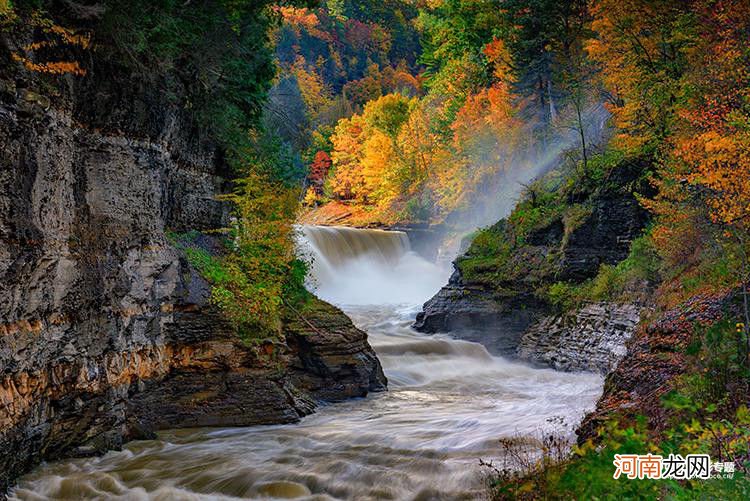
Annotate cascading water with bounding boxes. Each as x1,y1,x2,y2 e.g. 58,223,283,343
298,225,450,305
10,226,603,500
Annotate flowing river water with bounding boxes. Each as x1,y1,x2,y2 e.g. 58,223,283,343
11,226,603,500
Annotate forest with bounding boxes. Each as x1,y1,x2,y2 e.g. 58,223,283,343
1,0,750,499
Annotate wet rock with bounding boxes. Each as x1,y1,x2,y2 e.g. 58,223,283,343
413,273,543,356
285,297,387,399
518,302,643,374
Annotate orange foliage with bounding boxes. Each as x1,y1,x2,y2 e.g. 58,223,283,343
11,54,87,76
597,0,750,293
674,0,750,229
10,18,90,77
586,0,689,150
483,38,513,82
451,83,513,143
278,7,329,40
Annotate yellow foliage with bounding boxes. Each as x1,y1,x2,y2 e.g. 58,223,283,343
586,0,684,150
360,130,398,210
11,54,87,76
329,93,415,213
329,114,367,200
290,56,332,118
303,186,319,207
326,72,525,223
680,130,750,227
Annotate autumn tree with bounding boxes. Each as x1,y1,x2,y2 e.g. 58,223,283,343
586,0,693,151
308,150,332,192
327,93,415,219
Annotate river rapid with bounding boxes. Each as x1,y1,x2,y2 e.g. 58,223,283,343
11,226,603,500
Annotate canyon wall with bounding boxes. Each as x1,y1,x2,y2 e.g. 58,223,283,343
518,302,643,374
0,29,385,493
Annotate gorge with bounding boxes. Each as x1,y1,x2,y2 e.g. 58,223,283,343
2,0,749,498
9,226,605,499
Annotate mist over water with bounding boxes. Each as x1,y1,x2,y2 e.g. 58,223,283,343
11,227,603,500
451,101,610,232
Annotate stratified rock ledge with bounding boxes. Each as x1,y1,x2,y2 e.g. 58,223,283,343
518,302,643,374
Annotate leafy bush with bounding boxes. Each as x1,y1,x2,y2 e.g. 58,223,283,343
171,176,310,344
546,281,577,311
489,412,750,500
456,224,513,283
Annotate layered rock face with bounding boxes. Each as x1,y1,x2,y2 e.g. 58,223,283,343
0,36,384,493
518,302,643,374
413,270,542,355
577,292,735,442
414,166,649,359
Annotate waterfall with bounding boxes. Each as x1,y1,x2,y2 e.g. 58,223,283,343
297,225,451,305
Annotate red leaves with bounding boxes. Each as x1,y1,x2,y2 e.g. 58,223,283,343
308,150,332,187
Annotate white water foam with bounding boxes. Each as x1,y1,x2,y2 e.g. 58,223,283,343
297,225,451,305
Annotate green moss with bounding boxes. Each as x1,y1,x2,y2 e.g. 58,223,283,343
456,223,513,284
541,233,662,312
561,204,592,247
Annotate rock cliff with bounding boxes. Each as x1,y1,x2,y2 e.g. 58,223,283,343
577,291,736,442
518,302,643,374
0,26,385,494
414,165,649,358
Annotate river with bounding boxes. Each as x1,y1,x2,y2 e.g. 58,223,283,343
10,226,603,500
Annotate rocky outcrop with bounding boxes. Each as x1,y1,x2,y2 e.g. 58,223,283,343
413,271,544,356
284,298,387,401
0,28,384,494
557,196,647,282
577,291,735,442
414,164,650,357
128,295,386,434
518,302,643,374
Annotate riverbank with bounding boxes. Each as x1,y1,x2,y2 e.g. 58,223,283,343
486,287,750,500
